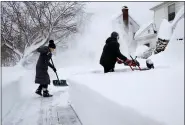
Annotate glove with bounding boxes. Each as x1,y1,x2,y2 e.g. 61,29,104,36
117,58,124,64
52,67,57,72
124,59,137,67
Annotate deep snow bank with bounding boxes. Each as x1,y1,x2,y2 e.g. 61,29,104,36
68,64,183,125
157,19,172,40
2,66,26,119
67,16,184,125
68,77,165,125
149,18,184,65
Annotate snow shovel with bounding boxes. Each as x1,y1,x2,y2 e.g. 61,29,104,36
50,58,68,86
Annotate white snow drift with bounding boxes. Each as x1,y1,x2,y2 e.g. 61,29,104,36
68,17,184,125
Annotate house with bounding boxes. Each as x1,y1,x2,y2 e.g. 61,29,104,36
134,21,157,48
150,2,184,31
134,2,184,54
112,6,140,56
113,6,140,40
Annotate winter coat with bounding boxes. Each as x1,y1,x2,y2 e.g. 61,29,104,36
35,46,54,85
100,37,127,69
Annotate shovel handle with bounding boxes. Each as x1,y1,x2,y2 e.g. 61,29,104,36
50,58,60,82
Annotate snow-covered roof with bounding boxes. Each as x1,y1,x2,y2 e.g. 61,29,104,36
112,9,140,28
150,2,167,10
134,21,154,38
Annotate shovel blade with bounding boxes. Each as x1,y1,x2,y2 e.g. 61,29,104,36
53,80,68,86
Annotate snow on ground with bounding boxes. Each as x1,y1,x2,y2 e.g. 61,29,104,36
2,67,70,125
135,45,149,57
67,17,184,125
2,65,27,119
2,65,26,87
150,17,184,65
68,64,183,125
2,4,184,125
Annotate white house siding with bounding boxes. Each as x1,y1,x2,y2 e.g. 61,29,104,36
163,2,184,22
139,25,155,38
154,2,184,31
175,2,184,14
129,16,140,33
154,6,166,30
114,15,139,42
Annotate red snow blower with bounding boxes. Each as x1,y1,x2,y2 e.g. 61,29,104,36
129,55,141,71
117,55,142,71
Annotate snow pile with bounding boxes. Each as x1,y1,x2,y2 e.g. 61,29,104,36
68,64,183,125
135,45,149,57
2,78,22,120
157,6,184,41
157,19,172,40
2,65,27,119
2,65,26,87
150,17,184,65
68,15,184,125
172,17,184,40
69,76,166,125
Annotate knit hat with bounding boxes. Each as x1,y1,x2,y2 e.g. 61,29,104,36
111,31,119,38
48,40,56,49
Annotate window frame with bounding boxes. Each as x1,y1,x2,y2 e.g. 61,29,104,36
168,3,175,22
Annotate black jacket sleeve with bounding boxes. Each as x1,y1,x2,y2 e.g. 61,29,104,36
48,61,54,69
115,42,127,62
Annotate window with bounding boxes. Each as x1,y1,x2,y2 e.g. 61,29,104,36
148,29,150,34
145,43,150,47
168,4,175,21
133,32,135,39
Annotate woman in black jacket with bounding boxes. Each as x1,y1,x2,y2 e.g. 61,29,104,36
35,40,56,97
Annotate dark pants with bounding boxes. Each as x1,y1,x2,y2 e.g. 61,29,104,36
37,84,48,91
104,66,114,73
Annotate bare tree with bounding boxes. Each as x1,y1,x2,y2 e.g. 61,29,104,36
1,1,86,66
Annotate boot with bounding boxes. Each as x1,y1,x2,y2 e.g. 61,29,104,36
43,90,53,97
35,89,42,96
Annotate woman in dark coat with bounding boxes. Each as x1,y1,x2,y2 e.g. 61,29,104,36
100,32,135,73
35,40,56,97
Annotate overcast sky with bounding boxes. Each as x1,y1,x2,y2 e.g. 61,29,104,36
85,2,162,26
